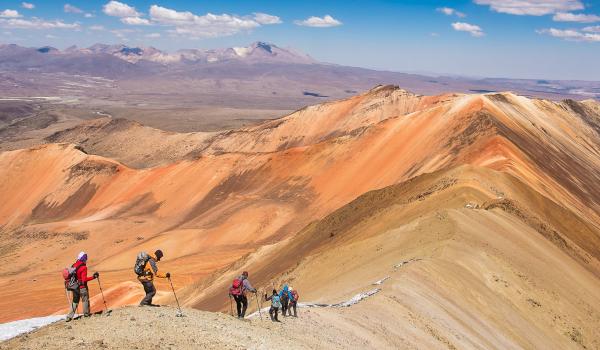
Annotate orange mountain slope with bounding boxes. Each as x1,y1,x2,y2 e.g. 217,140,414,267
0,86,599,348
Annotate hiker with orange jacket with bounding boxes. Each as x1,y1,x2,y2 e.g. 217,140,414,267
137,250,170,306
229,271,256,319
66,251,99,322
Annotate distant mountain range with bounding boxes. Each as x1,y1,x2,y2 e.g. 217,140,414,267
0,41,599,101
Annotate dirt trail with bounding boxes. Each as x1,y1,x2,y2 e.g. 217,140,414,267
0,306,376,350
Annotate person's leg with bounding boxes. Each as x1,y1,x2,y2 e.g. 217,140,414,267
274,307,279,321
240,295,248,317
140,281,156,305
67,289,80,320
81,287,90,316
269,306,275,320
282,299,288,316
292,301,297,317
234,295,242,317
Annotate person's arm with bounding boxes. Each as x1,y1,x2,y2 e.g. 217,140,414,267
79,265,95,283
150,259,167,278
243,279,256,293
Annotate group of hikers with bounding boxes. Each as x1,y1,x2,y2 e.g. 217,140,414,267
228,271,299,322
63,249,299,323
63,249,170,321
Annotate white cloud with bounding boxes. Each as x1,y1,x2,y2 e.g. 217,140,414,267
103,1,140,18
0,17,79,29
552,12,600,23
149,5,273,38
537,27,600,41
21,2,35,10
437,7,466,18
474,0,584,16
583,25,600,32
145,32,160,38
89,25,105,31
121,16,150,25
253,12,282,24
294,15,342,27
64,4,83,14
452,22,484,37
84,13,94,18
0,9,22,18
45,34,57,39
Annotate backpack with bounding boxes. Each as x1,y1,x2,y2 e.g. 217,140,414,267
271,295,282,308
291,290,299,302
62,264,82,291
229,278,243,296
280,291,289,303
134,252,150,276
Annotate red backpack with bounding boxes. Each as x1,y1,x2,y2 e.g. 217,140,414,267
291,290,299,302
229,278,243,296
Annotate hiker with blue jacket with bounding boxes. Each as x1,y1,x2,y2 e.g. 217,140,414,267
278,284,292,317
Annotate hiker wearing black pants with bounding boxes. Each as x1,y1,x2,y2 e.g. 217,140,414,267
265,289,282,322
288,287,299,317
229,271,256,318
278,284,290,317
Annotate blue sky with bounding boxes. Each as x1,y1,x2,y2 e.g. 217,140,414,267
1,0,599,80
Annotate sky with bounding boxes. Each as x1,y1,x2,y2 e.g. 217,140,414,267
1,0,600,80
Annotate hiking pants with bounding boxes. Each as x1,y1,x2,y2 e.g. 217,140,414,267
140,281,156,305
67,287,90,319
269,306,279,321
233,294,248,317
281,298,289,316
289,301,297,317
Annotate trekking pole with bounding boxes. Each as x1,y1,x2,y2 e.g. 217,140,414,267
168,277,184,317
229,295,234,316
255,293,262,320
96,276,109,313
65,288,75,317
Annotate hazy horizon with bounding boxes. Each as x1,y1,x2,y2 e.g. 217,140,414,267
1,0,600,80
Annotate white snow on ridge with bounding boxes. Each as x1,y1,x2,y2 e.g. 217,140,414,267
233,47,251,57
332,289,380,307
247,288,381,318
372,277,390,285
0,315,66,341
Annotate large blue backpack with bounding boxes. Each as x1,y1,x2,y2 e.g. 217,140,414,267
271,295,282,308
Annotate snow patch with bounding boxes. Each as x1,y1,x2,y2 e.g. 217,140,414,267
0,315,66,341
372,277,390,285
247,288,381,318
233,47,251,57
331,289,380,307
393,258,422,269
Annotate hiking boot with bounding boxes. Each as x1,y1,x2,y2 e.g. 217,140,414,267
65,317,72,323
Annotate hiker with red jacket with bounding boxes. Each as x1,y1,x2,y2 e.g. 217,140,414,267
288,286,299,317
66,251,98,322
229,271,256,319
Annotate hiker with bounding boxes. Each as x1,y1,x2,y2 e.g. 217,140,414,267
278,284,291,317
136,250,170,306
66,252,99,322
288,286,299,317
265,289,282,322
228,271,256,318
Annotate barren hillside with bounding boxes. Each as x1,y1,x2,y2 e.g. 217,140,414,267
1,86,599,348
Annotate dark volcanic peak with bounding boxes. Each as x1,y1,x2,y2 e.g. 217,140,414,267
36,46,58,54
